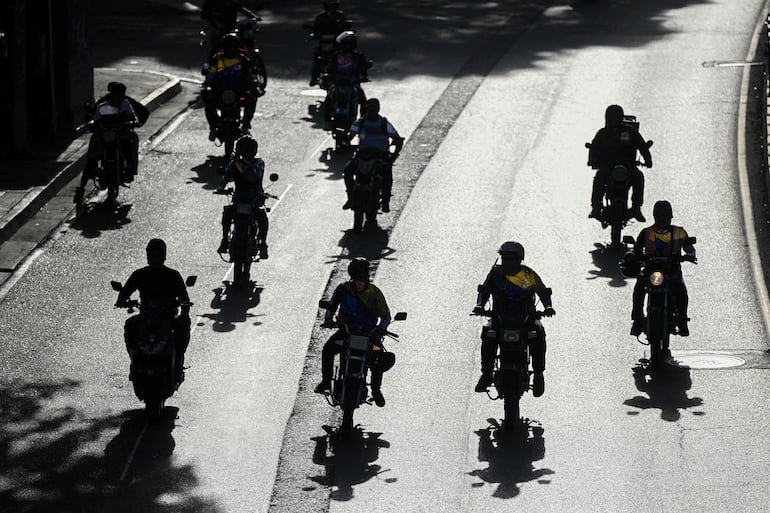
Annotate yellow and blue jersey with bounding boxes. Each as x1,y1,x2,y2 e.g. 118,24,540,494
481,265,552,316
329,281,391,332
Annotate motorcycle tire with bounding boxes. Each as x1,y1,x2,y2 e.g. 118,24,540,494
503,394,521,431
647,309,667,369
252,53,268,92
340,406,355,439
353,210,364,232
233,260,251,287
145,396,164,423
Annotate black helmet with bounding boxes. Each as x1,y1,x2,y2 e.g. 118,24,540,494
108,81,127,97
619,251,641,278
498,241,525,260
605,104,624,127
323,0,340,7
653,200,673,218
146,238,167,258
235,135,258,159
336,30,357,51
348,257,370,280
222,32,240,56
365,98,380,115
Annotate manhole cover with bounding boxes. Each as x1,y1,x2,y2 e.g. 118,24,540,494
669,351,746,369
300,89,327,98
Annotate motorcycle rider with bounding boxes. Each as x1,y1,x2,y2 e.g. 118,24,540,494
588,104,652,222
74,82,142,205
309,1,351,86
115,239,192,384
342,98,404,213
315,257,394,407
217,135,270,259
623,200,696,337
203,32,261,142
324,30,370,123
472,241,555,397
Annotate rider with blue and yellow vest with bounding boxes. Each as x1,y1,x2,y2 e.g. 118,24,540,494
628,200,696,337
473,241,555,397
315,257,394,407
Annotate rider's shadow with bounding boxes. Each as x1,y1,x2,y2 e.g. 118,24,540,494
69,202,132,238
314,145,351,177
308,425,395,502
624,363,705,421
200,282,264,333
301,100,326,131
468,419,553,499
587,243,628,287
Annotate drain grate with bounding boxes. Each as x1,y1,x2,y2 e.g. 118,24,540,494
702,60,763,68
667,350,770,369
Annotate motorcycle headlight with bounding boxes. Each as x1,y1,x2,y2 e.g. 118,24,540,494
649,271,665,287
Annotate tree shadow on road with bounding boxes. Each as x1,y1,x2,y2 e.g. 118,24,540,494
308,424,394,501
468,418,554,499
0,379,222,513
624,362,705,422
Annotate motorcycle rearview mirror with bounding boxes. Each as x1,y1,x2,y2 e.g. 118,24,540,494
394,312,407,321
269,173,279,182
622,235,635,245
646,140,654,148
319,299,332,309
185,275,197,287
584,142,591,149
110,280,123,292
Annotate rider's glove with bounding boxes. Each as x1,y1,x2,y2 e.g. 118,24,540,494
543,306,556,317
472,305,485,315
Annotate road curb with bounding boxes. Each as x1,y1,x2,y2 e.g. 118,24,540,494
0,70,182,245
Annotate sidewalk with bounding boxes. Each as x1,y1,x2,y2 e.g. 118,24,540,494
0,67,181,271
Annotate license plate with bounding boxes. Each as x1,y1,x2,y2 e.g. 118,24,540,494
502,330,520,343
348,335,370,351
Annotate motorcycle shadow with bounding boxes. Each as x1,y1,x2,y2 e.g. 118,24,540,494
586,243,628,287
624,362,705,422
309,425,395,502
104,407,178,480
337,223,396,261
70,201,132,238
202,281,264,333
301,101,327,131
467,418,554,499
189,156,229,190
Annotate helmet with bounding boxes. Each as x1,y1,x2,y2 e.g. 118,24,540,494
235,135,258,159
365,97,380,115
605,104,624,127
107,81,127,97
336,30,357,51
498,241,525,260
348,257,370,280
619,251,641,278
653,200,673,218
323,0,340,7
146,238,167,258
222,32,240,56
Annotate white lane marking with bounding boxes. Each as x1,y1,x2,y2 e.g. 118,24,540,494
737,3,770,342
119,422,148,482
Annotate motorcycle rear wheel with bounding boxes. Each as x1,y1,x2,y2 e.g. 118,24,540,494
503,394,521,431
340,406,355,439
145,396,164,423
233,260,251,287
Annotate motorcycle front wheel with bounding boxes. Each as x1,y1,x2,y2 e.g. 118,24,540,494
145,396,164,423
647,309,667,369
233,259,251,287
503,394,521,431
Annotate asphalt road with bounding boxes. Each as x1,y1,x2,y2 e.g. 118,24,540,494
2,1,770,512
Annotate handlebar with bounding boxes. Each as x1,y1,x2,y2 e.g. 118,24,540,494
470,309,551,320
215,187,279,200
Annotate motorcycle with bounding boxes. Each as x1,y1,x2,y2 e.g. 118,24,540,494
318,299,407,439
303,20,354,90
472,285,551,431
324,76,365,150
202,86,245,159
216,173,279,287
80,117,138,205
350,147,389,232
622,235,697,369
110,275,197,421
200,14,268,92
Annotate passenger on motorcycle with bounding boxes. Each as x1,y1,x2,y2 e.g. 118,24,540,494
624,200,696,337
201,0,259,54
342,98,404,213
217,135,269,259
314,257,394,407
203,32,260,142
323,30,370,121
115,239,192,384
588,104,652,222
472,241,555,397
74,82,143,205
309,1,351,86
